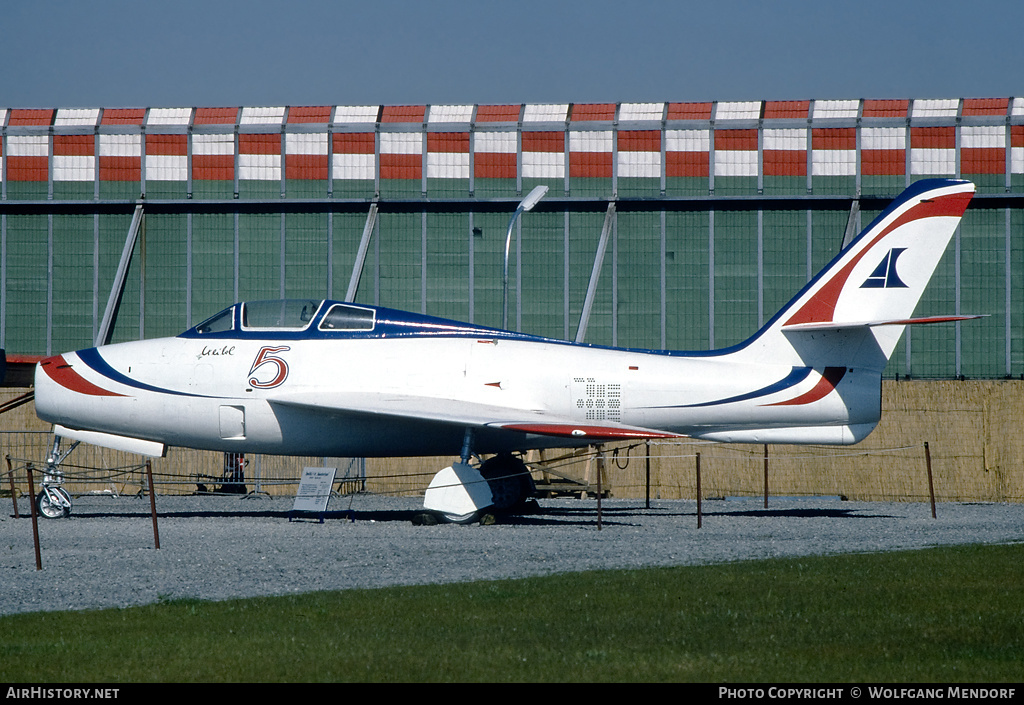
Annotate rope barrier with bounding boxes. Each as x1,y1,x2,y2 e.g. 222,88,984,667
2,436,1021,503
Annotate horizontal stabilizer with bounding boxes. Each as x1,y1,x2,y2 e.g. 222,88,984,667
782,314,985,333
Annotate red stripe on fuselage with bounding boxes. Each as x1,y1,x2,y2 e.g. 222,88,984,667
764,366,846,406
39,355,126,397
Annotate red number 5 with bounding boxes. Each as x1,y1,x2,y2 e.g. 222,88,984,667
248,346,291,389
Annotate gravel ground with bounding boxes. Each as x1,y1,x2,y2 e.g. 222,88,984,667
2,492,1023,615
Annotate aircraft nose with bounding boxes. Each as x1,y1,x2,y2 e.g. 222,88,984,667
35,353,123,397
34,355,68,423
35,355,60,381
36,355,68,385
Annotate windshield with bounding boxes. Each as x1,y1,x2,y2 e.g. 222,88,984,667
194,307,235,334
318,303,376,331
241,300,322,330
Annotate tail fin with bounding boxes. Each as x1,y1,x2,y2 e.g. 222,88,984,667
744,179,975,370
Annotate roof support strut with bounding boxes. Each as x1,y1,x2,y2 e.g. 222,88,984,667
575,202,616,343
96,202,144,346
345,203,378,303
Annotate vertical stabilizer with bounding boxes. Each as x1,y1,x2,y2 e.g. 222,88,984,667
739,179,975,369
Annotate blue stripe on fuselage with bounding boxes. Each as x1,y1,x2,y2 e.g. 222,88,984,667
76,347,210,398
645,366,812,409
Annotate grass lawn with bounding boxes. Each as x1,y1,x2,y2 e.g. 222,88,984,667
1,543,1021,682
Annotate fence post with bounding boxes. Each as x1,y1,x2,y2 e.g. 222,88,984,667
924,442,936,519
696,451,702,529
645,440,651,509
26,463,42,571
145,460,160,549
763,444,769,508
6,456,18,519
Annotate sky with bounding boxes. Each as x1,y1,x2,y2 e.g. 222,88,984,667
2,0,1022,109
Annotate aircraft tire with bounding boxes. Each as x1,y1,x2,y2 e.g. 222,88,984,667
479,453,534,511
411,510,482,525
410,511,438,526
439,510,482,525
36,488,71,519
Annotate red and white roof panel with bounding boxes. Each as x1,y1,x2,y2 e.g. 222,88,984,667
147,108,192,127
1012,125,1024,175
427,132,469,179
812,100,859,120
55,108,100,128
714,129,758,177
715,102,761,121
862,126,906,176
53,134,94,182
763,128,807,177
521,131,564,180
522,104,568,124
6,98,1024,186
9,109,54,126
812,128,856,177
427,105,473,124
618,130,661,178
618,103,664,123
240,107,286,126
333,105,379,126
287,106,332,124
910,127,956,175
146,134,188,181
666,103,712,121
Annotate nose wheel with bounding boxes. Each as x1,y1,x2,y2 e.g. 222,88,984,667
36,487,72,519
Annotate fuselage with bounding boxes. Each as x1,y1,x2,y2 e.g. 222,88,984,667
34,299,880,457
32,180,980,460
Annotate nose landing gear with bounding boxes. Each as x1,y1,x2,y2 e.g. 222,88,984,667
35,436,80,519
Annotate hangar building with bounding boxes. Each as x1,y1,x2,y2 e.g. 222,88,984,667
1,97,1022,378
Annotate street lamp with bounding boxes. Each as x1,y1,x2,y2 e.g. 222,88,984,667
502,185,548,330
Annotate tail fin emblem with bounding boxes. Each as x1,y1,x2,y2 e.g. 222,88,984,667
861,248,908,289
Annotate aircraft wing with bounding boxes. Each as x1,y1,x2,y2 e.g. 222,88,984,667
268,391,681,441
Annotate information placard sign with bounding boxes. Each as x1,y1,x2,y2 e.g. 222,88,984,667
290,467,337,521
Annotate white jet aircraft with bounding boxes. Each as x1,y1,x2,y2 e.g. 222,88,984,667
34,179,977,522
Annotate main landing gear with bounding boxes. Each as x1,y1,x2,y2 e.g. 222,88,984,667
416,430,536,525
35,436,80,519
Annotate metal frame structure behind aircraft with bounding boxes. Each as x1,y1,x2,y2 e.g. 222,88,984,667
33,179,977,522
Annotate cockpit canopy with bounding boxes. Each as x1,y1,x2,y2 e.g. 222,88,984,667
243,300,322,330
182,297,541,344
190,300,377,336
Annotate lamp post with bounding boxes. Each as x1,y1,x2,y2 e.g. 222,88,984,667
502,185,548,330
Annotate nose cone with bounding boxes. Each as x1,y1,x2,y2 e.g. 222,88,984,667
35,353,125,426
36,353,125,396
34,355,71,424
35,355,73,389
